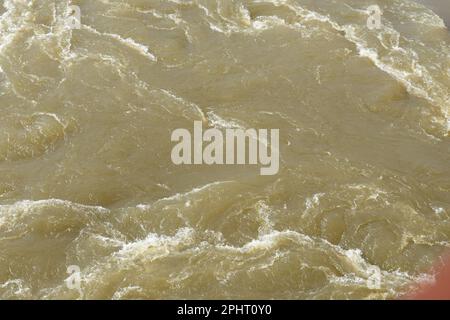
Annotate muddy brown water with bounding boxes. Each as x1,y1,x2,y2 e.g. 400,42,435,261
0,0,449,299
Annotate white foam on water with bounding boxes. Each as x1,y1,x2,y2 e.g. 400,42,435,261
111,285,144,299
159,89,207,121
0,198,110,212
0,0,33,53
0,199,109,227
214,227,432,295
255,200,275,235
289,2,450,133
0,279,32,299
116,227,196,260
304,192,325,211
82,24,158,62
158,180,235,203
199,0,450,134
136,180,235,210
207,111,244,129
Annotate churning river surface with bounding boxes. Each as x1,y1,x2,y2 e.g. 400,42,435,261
0,0,450,299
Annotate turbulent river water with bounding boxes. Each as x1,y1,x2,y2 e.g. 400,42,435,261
0,0,449,299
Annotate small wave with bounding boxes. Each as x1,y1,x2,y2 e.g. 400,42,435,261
82,24,158,62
